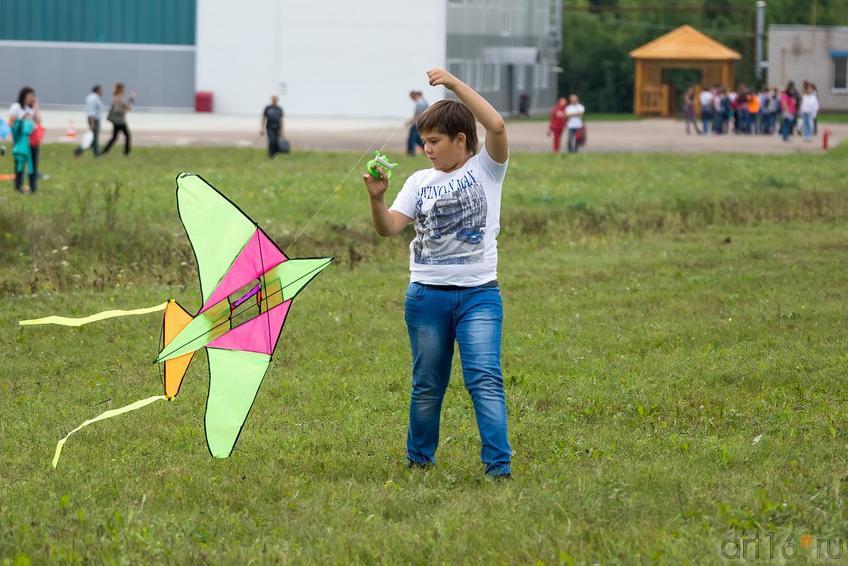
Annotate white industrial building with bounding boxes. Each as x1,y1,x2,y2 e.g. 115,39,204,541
197,0,561,117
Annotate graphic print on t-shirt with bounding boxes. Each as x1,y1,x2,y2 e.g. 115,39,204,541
413,169,487,265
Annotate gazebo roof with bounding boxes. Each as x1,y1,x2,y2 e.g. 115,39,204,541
629,25,741,61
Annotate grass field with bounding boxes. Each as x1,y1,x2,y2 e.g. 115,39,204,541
1,143,847,563
819,112,848,124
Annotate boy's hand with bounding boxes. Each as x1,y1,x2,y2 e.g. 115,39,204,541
362,169,389,200
427,68,461,91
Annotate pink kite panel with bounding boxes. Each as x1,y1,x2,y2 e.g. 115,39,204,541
201,230,287,314
207,301,291,355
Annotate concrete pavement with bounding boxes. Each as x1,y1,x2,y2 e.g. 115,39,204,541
33,109,847,154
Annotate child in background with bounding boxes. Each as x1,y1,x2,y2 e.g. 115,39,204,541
362,68,512,479
547,97,566,152
9,86,40,193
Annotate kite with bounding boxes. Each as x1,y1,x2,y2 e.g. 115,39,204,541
21,173,332,466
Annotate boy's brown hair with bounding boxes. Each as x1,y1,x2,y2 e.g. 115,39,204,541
416,100,478,154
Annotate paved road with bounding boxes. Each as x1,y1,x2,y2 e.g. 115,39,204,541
36,110,846,154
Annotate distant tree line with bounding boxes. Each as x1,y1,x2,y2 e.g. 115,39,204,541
558,0,848,112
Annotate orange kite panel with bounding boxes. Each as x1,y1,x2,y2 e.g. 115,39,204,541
163,300,195,399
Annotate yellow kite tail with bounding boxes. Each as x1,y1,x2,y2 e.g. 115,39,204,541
20,302,168,327
52,395,167,469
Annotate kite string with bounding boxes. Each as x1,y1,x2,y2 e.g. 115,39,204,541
284,121,406,254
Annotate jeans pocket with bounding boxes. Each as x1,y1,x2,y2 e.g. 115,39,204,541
405,283,425,301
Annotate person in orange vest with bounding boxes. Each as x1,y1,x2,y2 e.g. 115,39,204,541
747,89,761,134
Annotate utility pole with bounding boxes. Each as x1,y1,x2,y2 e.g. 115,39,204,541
755,1,766,82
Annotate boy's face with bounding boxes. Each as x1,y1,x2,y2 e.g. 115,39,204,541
420,129,469,172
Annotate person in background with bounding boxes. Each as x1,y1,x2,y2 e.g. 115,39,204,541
0,117,9,156
260,95,285,158
547,96,567,151
565,94,585,153
699,85,713,135
790,81,802,136
767,87,781,135
406,90,428,156
518,92,530,117
101,82,134,156
811,83,820,135
779,81,798,142
747,87,760,134
799,83,820,142
75,85,104,157
682,86,700,135
731,87,743,133
720,87,732,134
711,86,724,134
748,90,761,134
8,86,41,193
758,87,772,134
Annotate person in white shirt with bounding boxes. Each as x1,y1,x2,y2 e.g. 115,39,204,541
75,85,104,157
363,68,512,479
699,86,714,135
565,94,585,153
799,84,820,141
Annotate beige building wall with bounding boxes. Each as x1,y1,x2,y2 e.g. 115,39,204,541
767,25,848,111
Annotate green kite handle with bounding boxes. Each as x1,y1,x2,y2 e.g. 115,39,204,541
366,151,398,180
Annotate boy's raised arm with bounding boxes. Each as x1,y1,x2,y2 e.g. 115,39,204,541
427,68,508,164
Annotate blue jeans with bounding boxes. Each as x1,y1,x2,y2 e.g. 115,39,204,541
407,125,423,156
404,282,512,476
801,112,814,140
701,111,712,135
780,116,794,141
567,127,579,153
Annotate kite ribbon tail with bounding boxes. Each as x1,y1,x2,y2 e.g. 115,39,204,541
52,395,168,469
19,302,168,327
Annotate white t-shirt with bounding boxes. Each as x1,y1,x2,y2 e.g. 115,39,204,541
699,90,713,108
565,103,585,129
9,103,34,121
390,146,508,286
800,93,820,116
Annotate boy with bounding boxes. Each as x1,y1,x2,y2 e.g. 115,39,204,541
362,68,512,478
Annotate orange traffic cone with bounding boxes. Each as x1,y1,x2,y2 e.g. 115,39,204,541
64,121,77,142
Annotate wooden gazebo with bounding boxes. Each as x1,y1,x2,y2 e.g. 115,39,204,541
629,25,741,116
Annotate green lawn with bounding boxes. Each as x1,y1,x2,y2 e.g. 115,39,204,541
819,112,848,124
1,144,847,563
